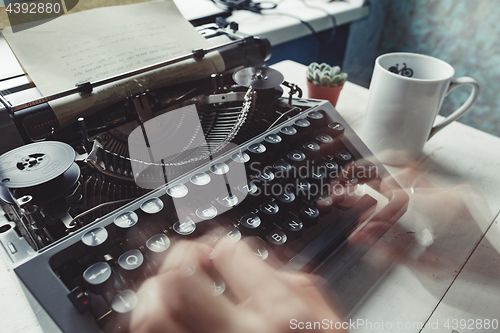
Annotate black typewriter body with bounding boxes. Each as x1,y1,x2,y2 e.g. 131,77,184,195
0,26,408,333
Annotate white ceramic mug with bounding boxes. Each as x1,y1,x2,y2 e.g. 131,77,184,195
361,52,479,165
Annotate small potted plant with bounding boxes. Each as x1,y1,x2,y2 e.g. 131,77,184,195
306,62,348,106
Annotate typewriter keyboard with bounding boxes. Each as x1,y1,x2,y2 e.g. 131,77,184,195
21,106,390,332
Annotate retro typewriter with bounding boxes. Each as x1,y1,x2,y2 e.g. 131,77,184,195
0,24,408,333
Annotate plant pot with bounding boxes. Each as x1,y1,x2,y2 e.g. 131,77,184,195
307,80,344,107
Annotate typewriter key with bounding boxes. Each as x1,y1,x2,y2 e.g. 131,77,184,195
283,215,304,240
220,226,241,243
306,111,324,128
81,227,112,256
299,205,320,226
263,133,283,153
140,198,164,214
266,229,287,246
315,133,334,155
239,213,262,236
83,262,114,295
114,211,139,239
327,122,345,138
279,125,298,145
258,201,279,225
118,249,145,280
334,150,352,166
294,118,312,137
173,217,197,236
111,290,137,314
302,141,321,162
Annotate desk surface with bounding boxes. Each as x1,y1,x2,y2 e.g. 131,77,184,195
230,0,369,45
273,60,500,332
1,60,500,332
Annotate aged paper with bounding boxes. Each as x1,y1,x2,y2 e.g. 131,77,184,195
1,0,225,126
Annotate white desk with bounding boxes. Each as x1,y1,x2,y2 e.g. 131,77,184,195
228,0,368,46
273,60,500,332
2,60,500,333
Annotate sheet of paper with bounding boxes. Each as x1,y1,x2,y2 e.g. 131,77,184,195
1,0,225,126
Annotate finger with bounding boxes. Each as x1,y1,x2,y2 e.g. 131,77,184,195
158,240,212,275
212,239,290,306
131,277,190,333
348,220,392,247
382,168,434,193
316,180,347,211
275,271,345,322
242,237,284,271
164,266,258,333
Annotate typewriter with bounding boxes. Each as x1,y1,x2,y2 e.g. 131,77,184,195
0,24,408,333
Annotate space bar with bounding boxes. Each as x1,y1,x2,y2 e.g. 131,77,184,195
286,194,377,272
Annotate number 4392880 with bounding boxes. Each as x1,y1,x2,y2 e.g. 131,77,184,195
6,2,62,14
444,319,498,330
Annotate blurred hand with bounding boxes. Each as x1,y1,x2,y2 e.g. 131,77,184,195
131,239,346,333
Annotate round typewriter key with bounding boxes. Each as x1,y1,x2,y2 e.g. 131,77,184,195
249,242,269,260
306,111,324,128
231,151,250,164
294,118,311,135
81,227,111,256
220,226,241,243
210,162,230,175
283,215,303,240
190,173,211,186
266,229,287,246
279,125,298,145
299,205,320,226
263,133,283,153
273,159,292,180
302,141,321,162
118,249,144,279
111,290,137,314
321,160,339,179
258,201,279,225
239,212,261,235
114,211,138,228
81,227,108,247
247,142,267,163
315,195,334,214
140,197,164,214
83,262,114,295
334,150,352,166
173,218,196,236
217,194,239,208
211,278,226,296
196,204,218,220
146,233,171,253
286,149,306,168
237,181,259,198
315,133,334,154
275,190,297,210
294,179,311,200
339,173,359,186
327,122,345,138
309,168,327,189
255,168,275,183
167,184,189,198
316,133,334,144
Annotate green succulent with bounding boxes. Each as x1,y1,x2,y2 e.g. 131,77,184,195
306,62,348,87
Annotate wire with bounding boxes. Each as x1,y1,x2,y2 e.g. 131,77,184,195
210,0,337,44
210,0,278,13
297,0,337,44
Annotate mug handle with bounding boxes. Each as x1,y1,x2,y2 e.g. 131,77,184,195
428,77,480,139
